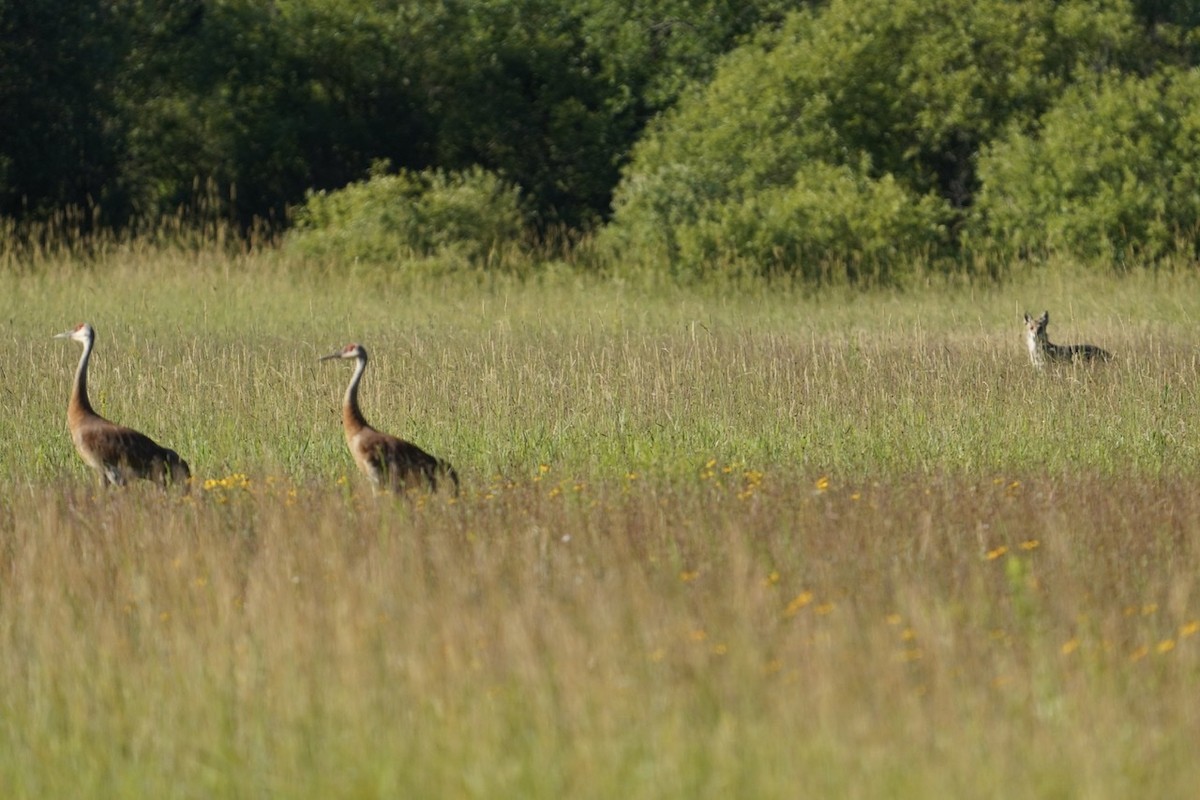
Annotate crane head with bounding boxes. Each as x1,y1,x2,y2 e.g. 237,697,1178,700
320,343,367,362
54,322,94,345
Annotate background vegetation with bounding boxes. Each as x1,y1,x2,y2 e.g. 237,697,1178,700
3,0,1200,278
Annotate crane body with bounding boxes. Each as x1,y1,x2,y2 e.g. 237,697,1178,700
55,323,191,488
321,343,458,495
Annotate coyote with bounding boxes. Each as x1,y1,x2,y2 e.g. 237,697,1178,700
1023,311,1112,368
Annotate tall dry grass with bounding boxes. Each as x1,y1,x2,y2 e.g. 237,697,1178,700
2,474,1199,797
1,247,1199,797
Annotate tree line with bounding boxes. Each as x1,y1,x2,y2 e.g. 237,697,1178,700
3,0,1198,276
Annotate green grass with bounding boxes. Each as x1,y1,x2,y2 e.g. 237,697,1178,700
2,247,1200,797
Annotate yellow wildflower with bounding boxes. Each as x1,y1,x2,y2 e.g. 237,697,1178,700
784,591,813,617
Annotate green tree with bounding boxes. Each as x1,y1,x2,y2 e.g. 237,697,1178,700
388,0,799,229
1,0,809,237
973,68,1200,263
0,0,125,223
576,0,797,121
602,0,1147,277
116,0,429,227
1134,0,1200,27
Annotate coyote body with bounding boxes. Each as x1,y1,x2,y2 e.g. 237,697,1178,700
1023,311,1111,368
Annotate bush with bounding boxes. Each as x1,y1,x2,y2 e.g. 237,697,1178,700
286,164,529,270
606,160,949,282
600,0,1146,279
972,68,1200,263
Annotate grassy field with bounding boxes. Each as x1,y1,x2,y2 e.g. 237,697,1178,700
2,247,1200,797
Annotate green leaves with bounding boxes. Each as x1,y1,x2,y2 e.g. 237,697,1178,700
605,159,949,282
601,0,1163,279
4,0,1200,277
287,164,530,271
974,68,1200,263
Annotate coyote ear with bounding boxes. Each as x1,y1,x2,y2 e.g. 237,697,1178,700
1040,311,1049,323
1023,312,1032,322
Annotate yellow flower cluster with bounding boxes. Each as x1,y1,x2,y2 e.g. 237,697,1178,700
199,472,299,506
783,591,814,617
885,612,922,662
203,472,250,491
985,540,1039,561
738,469,765,501
1059,613,1200,664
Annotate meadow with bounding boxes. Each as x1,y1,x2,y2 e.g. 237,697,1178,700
2,245,1200,797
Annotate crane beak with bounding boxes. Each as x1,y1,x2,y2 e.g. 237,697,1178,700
319,352,340,361
53,330,73,339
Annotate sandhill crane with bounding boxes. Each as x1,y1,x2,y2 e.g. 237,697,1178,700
320,343,459,495
54,323,191,488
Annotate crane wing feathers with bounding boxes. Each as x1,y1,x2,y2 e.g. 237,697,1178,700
355,432,455,493
80,423,190,479
358,435,437,471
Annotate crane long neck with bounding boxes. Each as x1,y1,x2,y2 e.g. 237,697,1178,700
69,336,98,423
343,354,370,434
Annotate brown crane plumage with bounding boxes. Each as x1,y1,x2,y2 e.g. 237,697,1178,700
320,343,459,495
55,323,191,488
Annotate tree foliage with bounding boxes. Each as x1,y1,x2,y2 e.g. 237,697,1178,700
973,68,1200,263
115,0,431,227
603,0,1152,277
287,163,528,270
2,0,1200,276
0,0,125,223
0,0,791,233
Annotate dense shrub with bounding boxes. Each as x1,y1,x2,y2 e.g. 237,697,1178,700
606,160,949,281
287,165,529,269
601,0,1146,278
973,68,1200,263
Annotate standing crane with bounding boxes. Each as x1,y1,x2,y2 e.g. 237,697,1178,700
54,323,191,488
320,343,459,495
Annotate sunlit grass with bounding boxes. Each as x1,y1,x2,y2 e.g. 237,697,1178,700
1,472,1199,797
9,249,1200,487
2,247,1200,797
